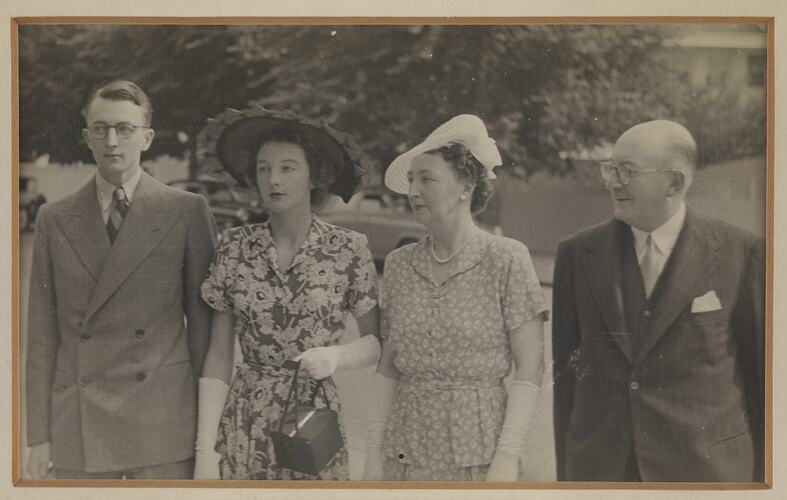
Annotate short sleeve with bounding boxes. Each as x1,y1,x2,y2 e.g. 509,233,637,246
502,242,549,332
200,228,242,313
345,233,379,319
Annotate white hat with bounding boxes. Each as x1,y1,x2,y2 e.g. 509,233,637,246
384,114,502,194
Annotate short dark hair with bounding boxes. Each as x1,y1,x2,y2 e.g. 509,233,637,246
426,143,494,215
244,129,335,209
82,80,153,126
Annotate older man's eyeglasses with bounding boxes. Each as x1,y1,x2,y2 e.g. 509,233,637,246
85,122,148,140
598,160,677,186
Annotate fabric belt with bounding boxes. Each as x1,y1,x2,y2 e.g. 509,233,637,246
237,360,297,378
399,375,503,391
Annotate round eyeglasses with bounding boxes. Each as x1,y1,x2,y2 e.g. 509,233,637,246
598,160,678,186
85,123,148,140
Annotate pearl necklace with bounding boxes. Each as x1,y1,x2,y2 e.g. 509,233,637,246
429,235,473,264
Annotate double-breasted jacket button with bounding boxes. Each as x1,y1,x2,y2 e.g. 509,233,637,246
80,377,90,387
630,381,640,390
136,372,147,382
643,310,652,318
135,329,146,339
80,334,90,343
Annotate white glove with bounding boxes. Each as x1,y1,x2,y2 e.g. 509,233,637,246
194,377,230,480
486,379,541,482
362,372,397,480
295,334,381,380
26,441,52,479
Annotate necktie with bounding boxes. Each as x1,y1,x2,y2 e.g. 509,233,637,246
107,186,130,243
640,234,660,298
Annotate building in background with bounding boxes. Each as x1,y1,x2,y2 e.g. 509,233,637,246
497,24,767,260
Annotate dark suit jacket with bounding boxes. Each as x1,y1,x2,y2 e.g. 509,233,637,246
26,171,217,472
552,208,764,482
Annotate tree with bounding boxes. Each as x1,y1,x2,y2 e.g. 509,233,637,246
18,24,766,179
19,25,260,174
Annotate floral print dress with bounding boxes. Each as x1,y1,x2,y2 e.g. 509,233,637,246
381,230,547,481
200,217,378,480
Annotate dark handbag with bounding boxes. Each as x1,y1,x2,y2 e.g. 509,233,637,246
270,360,342,476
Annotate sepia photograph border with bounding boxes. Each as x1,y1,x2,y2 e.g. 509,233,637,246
7,12,776,496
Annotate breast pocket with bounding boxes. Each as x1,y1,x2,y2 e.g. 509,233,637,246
678,308,733,362
690,307,729,325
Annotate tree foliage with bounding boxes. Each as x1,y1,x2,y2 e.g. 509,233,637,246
18,24,766,179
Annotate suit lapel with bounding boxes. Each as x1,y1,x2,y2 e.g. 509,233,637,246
636,209,722,363
581,219,634,363
83,172,182,322
54,177,111,281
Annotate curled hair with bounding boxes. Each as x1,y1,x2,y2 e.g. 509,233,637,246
426,143,493,215
244,129,335,209
82,80,153,126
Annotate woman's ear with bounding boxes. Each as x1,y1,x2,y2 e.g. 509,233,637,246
460,182,474,201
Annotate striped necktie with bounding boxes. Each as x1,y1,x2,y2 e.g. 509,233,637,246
107,186,130,243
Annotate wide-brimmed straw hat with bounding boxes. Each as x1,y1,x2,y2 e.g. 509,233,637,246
197,105,370,202
384,114,502,195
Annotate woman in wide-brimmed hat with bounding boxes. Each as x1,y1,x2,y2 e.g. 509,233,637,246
363,115,547,482
193,106,380,480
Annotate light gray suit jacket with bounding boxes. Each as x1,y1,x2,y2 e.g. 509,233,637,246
26,171,217,472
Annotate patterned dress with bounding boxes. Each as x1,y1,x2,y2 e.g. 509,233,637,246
381,230,548,481
200,217,378,480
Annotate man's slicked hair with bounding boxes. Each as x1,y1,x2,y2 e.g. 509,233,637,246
82,80,153,126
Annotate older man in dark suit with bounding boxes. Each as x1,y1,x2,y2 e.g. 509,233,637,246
25,81,217,479
552,120,765,482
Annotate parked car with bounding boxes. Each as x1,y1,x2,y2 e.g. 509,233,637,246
319,188,501,270
167,177,267,231
319,189,427,268
19,174,47,232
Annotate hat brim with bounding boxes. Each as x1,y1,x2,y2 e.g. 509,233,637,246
384,142,436,195
198,106,369,203
384,114,502,195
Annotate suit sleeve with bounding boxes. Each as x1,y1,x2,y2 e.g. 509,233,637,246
551,238,581,480
25,204,59,445
183,195,217,378
733,236,765,481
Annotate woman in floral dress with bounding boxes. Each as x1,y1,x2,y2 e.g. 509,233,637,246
193,106,380,480
363,115,548,482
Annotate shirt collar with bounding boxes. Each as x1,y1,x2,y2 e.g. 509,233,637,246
630,202,687,254
96,167,143,211
252,216,329,274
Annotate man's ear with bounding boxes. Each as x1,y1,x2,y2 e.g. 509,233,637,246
81,129,92,149
665,170,686,197
141,128,155,152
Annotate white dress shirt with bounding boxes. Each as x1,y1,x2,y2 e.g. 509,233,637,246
630,202,687,282
95,167,143,224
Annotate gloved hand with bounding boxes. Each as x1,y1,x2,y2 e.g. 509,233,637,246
295,334,381,380
194,448,222,480
362,372,397,480
486,379,541,482
27,441,52,479
194,377,230,480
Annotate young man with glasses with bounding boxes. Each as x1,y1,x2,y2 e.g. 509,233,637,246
25,80,217,479
552,120,765,482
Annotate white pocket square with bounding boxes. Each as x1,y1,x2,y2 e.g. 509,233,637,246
691,290,722,313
